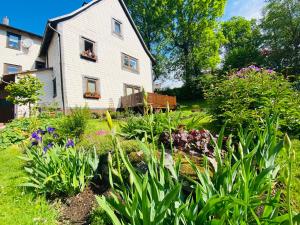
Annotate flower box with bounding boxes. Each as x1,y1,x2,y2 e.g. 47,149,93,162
80,50,97,62
84,92,101,99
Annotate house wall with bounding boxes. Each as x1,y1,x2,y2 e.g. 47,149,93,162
55,0,153,110
46,31,64,108
0,27,44,75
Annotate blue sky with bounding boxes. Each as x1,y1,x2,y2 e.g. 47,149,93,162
0,0,266,36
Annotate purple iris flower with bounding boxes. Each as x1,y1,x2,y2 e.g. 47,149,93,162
31,141,38,146
43,143,54,153
47,127,55,134
37,129,46,135
66,139,75,148
31,132,42,142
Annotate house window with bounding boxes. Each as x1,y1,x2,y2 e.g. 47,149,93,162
52,78,57,98
112,19,122,36
80,37,97,62
4,63,22,75
35,61,46,69
122,53,139,73
124,84,141,96
83,77,100,99
7,32,21,50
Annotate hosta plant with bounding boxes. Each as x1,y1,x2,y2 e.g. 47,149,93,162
20,142,99,197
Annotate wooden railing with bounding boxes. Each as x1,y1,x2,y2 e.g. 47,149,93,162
121,92,177,109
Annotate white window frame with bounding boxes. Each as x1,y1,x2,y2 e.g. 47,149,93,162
112,18,123,38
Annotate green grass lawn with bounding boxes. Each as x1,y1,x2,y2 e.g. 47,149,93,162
0,146,57,225
85,119,124,134
178,99,210,112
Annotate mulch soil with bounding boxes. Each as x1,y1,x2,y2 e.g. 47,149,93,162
58,182,110,225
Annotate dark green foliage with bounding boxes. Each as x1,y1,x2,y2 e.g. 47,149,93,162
261,0,300,75
221,17,263,71
158,74,220,101
206,67,300,135
58,107,91,139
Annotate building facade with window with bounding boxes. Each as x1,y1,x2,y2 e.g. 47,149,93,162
0,0,155,122
0,23,52,121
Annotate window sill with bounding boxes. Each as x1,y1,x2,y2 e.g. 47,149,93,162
84,92,101,99
80,53,97,62
6,45,21,51
122,66,139,74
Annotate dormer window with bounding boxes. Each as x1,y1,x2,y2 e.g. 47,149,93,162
7,32,21,50
80,37,97,62
112,18,122,37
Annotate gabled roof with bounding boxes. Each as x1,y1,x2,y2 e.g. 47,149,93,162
39,0,155,63
0,24,43,39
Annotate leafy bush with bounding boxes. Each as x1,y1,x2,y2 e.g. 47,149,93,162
20,140,99,197
206,66,300,135
97,113,296,224
0,117,60,149
58,107,91,139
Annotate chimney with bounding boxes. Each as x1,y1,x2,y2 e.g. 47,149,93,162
2,16,9,26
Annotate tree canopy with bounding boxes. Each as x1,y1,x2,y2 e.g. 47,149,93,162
261,0,300,75
124,0,226,84
221,17,263,70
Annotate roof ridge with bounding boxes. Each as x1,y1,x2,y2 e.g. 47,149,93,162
39,0,155,63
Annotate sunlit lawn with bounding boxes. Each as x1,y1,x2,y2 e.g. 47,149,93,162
0,146,57,225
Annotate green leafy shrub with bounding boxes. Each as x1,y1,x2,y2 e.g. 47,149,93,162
97,113,295,224
0,117,60,149
20,143,99,197
206,66,300,135
58,107,91,139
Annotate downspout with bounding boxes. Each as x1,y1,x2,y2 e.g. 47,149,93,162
48,23,66,114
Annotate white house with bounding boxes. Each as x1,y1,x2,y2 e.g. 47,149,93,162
0,0,155,122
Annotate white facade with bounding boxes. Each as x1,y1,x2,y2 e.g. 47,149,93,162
45,0,154,110
0,0,154,121
0,27,43,73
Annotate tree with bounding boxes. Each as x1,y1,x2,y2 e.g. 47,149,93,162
221,16,263,71
124,0,171,81
261,0,300,75
124,0,226,85
166,0,226,85
5,75,43,116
